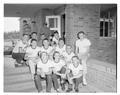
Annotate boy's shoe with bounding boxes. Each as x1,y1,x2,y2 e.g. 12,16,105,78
15,63,23,67
66,88,72,92
82,83,87,86
75,88,79,92
56,88,61,92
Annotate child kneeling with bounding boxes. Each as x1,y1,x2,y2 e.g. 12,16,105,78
66,56,83,92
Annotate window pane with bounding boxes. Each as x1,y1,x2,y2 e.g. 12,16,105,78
105,22,108,37
100,21,103,29
100,29,103,36
49,18,54,28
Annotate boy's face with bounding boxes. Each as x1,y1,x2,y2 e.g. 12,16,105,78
41,53,48,63
54,53,60,61
32,33,37,39
59,40,64,47
72,57,79,66
54,33,59,39
31,40,37,48
43,40,49,48
41,34,45,40
79,33,85,39
66,46,72,54
23,35,29,43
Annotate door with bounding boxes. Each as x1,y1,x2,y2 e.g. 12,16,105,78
46,16,61,37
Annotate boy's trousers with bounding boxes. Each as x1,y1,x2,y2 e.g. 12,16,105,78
12,53,25,64
34,74,52,92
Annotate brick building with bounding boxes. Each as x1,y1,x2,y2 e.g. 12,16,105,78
4,4,117,92
16,4,117,64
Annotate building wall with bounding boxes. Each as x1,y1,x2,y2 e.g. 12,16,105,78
33,9,54,35
65,4,116,64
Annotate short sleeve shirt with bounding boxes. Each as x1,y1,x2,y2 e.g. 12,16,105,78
55,45,66,55
68,63,83,76
40,46,53,54
62,52,75,62
26,46,41,58
75,38,91,53
12,40,28,53
53,60,66,72
37,60,53,73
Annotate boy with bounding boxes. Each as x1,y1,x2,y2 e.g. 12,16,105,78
52,31,59,45
52,51,67,92
75,31,91,86
29,32,38,45
25,39,41,80
39,38,55,59
62,45,75,64
66,56,83,92
34,52,53,92
12,34,29,66
55,38,66,57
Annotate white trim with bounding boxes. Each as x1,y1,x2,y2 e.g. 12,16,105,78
46,16,61,37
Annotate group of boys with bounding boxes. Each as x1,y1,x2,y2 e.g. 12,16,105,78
12,31,91,93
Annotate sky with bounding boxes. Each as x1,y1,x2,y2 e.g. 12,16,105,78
4,17,20,32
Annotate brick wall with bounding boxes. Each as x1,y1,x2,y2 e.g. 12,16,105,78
65,4,116,64
33,9,54,35
65,4,100,51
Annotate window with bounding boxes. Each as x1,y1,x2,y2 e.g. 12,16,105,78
100,18,115,38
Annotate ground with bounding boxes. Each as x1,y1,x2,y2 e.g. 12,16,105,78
4,55,105,93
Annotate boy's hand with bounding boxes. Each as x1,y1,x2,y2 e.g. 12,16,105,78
61,74,66,79
41,72,45,78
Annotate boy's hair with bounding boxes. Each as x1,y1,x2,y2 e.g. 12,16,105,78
31,21,36,23
42,38,49,46
23,33,29,37
54,31,59,35
53,51,60,60
59,38,65,44
31,32,37,35
23,20,27,23
40,52,48,59
77,31,85,39
72,56,81,64
31,39,37,43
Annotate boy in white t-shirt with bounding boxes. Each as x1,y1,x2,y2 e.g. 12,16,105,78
52,51,67,92
25,39,41,80
66,56,83,92
55,38,66,57
34,52,53,92
62,45,75,64
52,31,59,45
28,32,38,45
75,31,91,86
39,38,55,59
12,34,29,66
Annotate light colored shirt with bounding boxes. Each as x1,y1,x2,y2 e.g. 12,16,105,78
26,46,41,58
40,46,53,54
12,40,28,53
55,45,66,55
53,59,66,72
53,37,59,45
76,38,91,54
62,52,75,62
37,60,53,73
68,63,83,76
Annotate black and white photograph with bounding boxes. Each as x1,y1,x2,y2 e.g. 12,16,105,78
3,3,118,93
